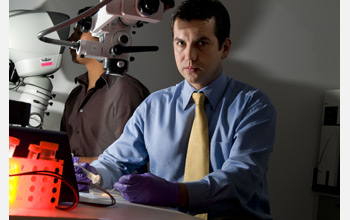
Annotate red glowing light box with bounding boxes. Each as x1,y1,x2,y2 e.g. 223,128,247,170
9,126,79,205
9,157,64,208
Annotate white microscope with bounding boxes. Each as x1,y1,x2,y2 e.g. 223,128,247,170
9,10,70,128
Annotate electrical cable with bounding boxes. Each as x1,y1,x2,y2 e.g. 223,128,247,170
9,170,117,210
318,127,338,165
76,182,116,207
10,170,79,211
37,0,112,48
9,59,22,91
9,78,22,90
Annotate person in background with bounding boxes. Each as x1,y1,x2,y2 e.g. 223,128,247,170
60,7,150,164
76,1,277,219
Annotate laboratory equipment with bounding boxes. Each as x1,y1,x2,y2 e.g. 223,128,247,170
312,89,340,194
27,144,41,160
9,125,79,206
9,140,64,209
39,141,59,160
38,0,175,75
317,89,340,187
9,136,20,158
9,10,70,128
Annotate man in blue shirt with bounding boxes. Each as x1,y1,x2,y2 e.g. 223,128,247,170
77,0,276,219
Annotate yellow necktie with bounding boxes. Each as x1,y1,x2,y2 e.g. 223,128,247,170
183,93,209,220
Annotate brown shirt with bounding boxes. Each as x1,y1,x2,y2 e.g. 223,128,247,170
60,72,150,157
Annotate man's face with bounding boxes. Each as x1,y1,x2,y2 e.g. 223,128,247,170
68,28,99,64
173,18,231,90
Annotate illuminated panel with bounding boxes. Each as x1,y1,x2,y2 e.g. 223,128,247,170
9,158,64,209
9,160,20,205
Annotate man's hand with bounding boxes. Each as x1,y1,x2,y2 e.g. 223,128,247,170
73,157,99,192
114,172,179,207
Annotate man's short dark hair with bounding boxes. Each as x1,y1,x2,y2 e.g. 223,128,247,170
170,0,230,49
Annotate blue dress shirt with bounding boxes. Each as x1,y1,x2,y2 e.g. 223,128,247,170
92,71,276,219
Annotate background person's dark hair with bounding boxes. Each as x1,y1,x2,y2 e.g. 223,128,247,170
170,0,231,50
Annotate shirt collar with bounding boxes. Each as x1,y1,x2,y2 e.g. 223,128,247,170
75,72,89,88
182,71,228,110
99,72,112,89
75,71,114,90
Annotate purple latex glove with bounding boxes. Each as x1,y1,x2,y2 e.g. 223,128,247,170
73,157,98,192
72,156,79,164
114,172,179,207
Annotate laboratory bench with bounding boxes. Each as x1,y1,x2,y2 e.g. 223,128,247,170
9,198,198,220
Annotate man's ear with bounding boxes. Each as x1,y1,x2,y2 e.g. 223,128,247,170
221,38,231,59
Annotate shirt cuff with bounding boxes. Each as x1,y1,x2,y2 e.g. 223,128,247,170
183,180,210,213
